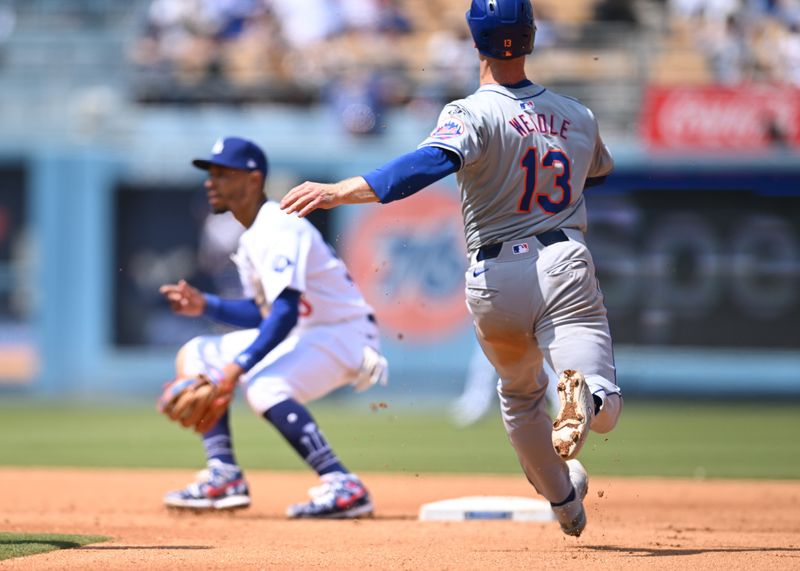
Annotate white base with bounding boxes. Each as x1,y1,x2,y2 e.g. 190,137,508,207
418,496,555,522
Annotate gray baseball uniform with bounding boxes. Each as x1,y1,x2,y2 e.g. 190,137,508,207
420,82,621,503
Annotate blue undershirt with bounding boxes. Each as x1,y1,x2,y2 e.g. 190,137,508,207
363,146,460,204
203,288,300,372
203,296,262,328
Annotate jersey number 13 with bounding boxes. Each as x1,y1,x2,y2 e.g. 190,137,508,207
517,147,572,215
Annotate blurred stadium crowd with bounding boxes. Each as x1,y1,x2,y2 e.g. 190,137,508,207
126,0,800,136
126,0,800,95
0,0,798,140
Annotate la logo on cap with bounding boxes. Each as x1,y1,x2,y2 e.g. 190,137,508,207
212,138,225,155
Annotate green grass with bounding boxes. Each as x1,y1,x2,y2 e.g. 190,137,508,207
0,399,797,479
0,532,109,561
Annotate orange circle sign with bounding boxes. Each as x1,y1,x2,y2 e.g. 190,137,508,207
342,188,470,341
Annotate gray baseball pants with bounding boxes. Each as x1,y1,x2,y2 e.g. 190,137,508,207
465,229,621,503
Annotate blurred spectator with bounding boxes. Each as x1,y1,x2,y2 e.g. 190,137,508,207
265,0,344,50
424,20,478,101
221,7,286,87
375,0,413,34
704,13,753,83
593,0,640,24
325,69,388,137
131,0,222,82
670,0,739,21
333,0,413,34
763,112,790,147
530,3,561,49
774,0,800,24
202,0,263,40
338,0,381,32
777,21,800,84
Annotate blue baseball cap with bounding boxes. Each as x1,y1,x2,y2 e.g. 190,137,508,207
192,136,268,177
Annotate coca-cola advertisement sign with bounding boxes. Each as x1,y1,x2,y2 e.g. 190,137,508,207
641,86,800,150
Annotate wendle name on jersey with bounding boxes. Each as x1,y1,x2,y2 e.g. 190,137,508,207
508,112,571,139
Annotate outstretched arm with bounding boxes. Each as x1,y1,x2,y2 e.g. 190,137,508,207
280,147,460,217
280,177,378,218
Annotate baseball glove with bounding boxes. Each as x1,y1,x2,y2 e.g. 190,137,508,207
157,374,233,434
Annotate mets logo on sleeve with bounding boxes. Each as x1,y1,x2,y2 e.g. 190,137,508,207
342,188,470,341
430,117,465,140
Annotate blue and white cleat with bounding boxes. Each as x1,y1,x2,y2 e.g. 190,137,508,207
164,459,250,510
287,472,373,519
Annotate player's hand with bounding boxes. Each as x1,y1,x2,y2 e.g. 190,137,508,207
280,181,343,218
159,279,205,316
281,177,379,218
216,362,244,396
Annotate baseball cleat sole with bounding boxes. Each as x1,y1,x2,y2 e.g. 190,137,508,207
551,369,593,460
286,500,374,519
164,496,251,511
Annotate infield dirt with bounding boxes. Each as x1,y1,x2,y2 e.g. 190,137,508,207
0,468,798,570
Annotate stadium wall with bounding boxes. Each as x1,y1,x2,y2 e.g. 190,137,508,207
0,108,798,400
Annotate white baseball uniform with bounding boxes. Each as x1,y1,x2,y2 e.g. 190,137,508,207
181,201,381,414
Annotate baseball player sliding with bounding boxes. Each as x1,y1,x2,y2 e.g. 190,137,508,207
281,0,623,536
157,136,387,518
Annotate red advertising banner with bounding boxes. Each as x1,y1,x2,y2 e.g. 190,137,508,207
641,85,800,150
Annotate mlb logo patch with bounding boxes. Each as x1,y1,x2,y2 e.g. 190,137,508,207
512,243,529,254
273,255,293,272
430,117,465,140
520,101,535,111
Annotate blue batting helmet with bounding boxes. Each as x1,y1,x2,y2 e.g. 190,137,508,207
466,0,536,60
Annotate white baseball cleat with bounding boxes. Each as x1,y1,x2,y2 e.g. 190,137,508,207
551,369,594,460
551,459,589,537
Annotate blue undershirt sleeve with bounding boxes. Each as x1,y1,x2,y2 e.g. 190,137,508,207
233,288,300,372
362,146,460,204
202,294,263,328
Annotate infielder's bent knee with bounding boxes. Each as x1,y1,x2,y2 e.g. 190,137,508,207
174,336,206,378
591,393,623,434
174,341,193,377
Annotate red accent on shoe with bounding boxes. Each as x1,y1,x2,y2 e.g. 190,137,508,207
205,478,244,498
335,483,366,509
